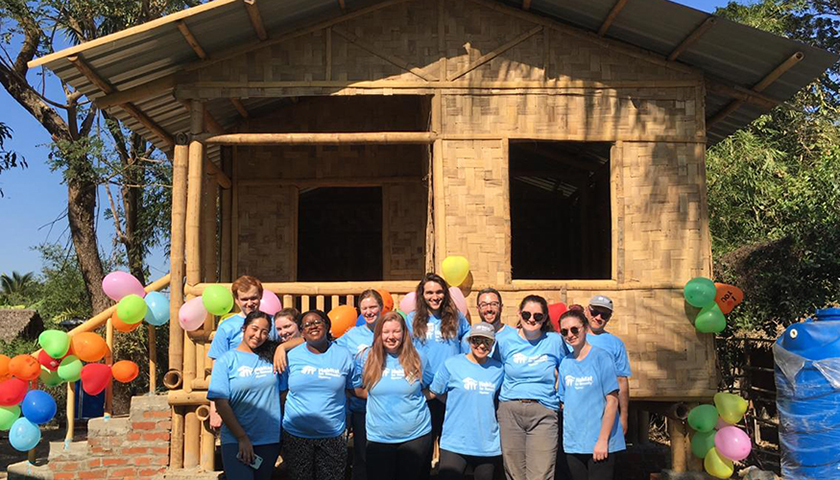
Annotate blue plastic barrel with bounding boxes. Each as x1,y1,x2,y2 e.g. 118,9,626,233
774,308,840,480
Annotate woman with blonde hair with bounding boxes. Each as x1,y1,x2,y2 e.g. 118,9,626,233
353,311,433,480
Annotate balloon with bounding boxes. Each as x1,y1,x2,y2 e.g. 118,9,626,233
219,312,238,325
112,360,139,383
179,297,208,332
328,305,358,338
687,404,718,433
259,290,282,316
9,355,41,381
37,350,61,371
9,417,41,452
691,430,717,458
38,330,70,359
102,271,145,302
0,354,10,381
80,364,112,396
0,378,28,406
715,425,752,461
377,289,394,313
112,309,141,333
57,355,83,382
117,294,147,324
70,333,109,362
695,304,727,334
144,291,170,326
0,405,20,430
21,390,56,425
714,392,748,424
395,309,407,319
716,418,732,430
548,303,568,332
684,277,717,308
704,447,734,479
714,283,744,315
449,287,468,315
399,292,417,314
39,367,63,387
441,256,470,287
202,285,234,316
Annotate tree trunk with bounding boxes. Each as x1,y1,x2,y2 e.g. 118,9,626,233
67,173,111,314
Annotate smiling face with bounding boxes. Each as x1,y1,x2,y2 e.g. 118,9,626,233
360,297,382,326
477,292,502,325
560,315,587,350
275,315,300,342
423,281,445,313
301,312,327,344
243,317,270,351
235,286,261,316
381,318,403,354
586,306,612,334
519,301,547,335
469,336,494,360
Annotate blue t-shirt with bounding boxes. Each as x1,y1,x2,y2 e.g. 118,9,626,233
460,324,517,362
336,325,376,412
353,351,433,443
558,346,626,454
586,332,632,377
208,313,279,360
281,343,355,439
497,331,569,410
207,350,286,446
430,354,504,456
406,311,470,376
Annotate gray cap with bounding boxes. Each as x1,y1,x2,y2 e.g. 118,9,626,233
468,322,496,341
589,295,614,311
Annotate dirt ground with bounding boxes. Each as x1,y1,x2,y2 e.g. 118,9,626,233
0,425,74,476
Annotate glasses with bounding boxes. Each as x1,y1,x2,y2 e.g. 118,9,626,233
303,319,325,329
478,301,501,309
560,326,581,337
520,311,546,323
589,307,612,320
470,337,494,348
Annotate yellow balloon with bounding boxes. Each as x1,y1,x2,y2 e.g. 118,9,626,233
218,312,238,325
441,256,470,287
714,392,748,424
704,447,734,479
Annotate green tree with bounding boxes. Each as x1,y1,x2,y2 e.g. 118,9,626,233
0,271,37,305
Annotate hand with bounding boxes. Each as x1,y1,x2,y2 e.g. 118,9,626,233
593,439,609,462
209,402,222,429
237,437,255,465
273,347,288,373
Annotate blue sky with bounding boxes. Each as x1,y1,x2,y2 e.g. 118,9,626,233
0,0,732,278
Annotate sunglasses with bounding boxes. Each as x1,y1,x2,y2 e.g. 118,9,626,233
303,319,325,329
589,307,612,320
520,311,546,323
470,337,494,348
560,326,581,337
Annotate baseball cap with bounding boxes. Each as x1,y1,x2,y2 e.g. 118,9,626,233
589,295,613,311
468,322,496,341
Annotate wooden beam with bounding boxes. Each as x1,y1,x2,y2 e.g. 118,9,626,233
238,176,418,187
522,0,531,10
203,109,225,134
704,78,777,109
598,0,628,37
205,159,232,189
122,104,175,146
243,0,268,41
332,26,437,82
448,26,543,81
204,132,437,145
176,21,208,59
668,17,717,62
95,76,178,109
230,98,249,118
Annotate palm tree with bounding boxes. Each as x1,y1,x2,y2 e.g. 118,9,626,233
1,271,36,298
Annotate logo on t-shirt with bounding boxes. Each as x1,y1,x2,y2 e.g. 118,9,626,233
236,365,273,379
463,377,478,390
512,353,548,366
478,381,496,395
512,353,528,364
301,366,317,375
565,375,593,390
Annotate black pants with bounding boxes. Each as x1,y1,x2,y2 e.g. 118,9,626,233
421,398,445,478
555,410,572,480
438,449,501,480
566,453,616,480
367,432,432,480
350,411,367,480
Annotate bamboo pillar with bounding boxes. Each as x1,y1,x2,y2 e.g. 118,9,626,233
169,141,189,373
220,147,233,282
170,406,184,469
184,100,205,394
184,407,200,468
668,418,689,473
65,381,75,443
198,173,217,384
200,417,215,471
104,319,114,418
148,325,157,393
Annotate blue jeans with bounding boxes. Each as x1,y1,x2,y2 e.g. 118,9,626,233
221,442,281,480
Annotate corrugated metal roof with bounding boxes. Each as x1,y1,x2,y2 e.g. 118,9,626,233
30,0,838,153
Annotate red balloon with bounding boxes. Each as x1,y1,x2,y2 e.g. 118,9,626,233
0,378,28,406
548,302,568,332
37,350,62,371
80,364,112,396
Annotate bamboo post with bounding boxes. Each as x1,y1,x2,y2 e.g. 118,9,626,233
220,147,233,282
65,381,75,444
148,324,157,393
668,417,688,472
170,406,185,469
200,417,215,471
184,407,200,468
170,141,189,373
104,319,114,418
184,100,205,394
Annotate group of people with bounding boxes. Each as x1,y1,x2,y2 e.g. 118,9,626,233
205,274,631,480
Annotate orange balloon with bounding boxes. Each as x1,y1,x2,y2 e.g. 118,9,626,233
8,355,40,381
0,355,10,382
111,360,139,383
70,333,109,362
112,310,141,333
328,305,358,338
377,289,394,313
715,283,744,315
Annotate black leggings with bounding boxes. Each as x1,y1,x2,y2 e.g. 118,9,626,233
367,432,432,480
566,453,616,480
438,449,500,480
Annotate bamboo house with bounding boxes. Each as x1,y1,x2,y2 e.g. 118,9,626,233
30,0,836,475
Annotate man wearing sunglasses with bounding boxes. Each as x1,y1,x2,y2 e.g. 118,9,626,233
585,295,631,435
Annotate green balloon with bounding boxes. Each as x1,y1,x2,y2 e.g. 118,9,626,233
202,285,234,316
695,304,727,334
684,277,716,308
39,366,64,387
687,404,719,433
117,294,147,324
0,405,21,431
57,355,83,382
39,329,71,359
691,430,717,458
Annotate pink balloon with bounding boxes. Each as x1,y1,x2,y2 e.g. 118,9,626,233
259,290,282,316
399,292,417,314
179,297,207,331
449,287,468,315
102,271,145,302
714,426,752,461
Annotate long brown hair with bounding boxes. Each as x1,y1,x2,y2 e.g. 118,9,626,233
517,295,554,333
362,312,423,389
412,273,459,342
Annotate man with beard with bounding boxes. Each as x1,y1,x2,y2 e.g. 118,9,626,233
461,288,515,360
